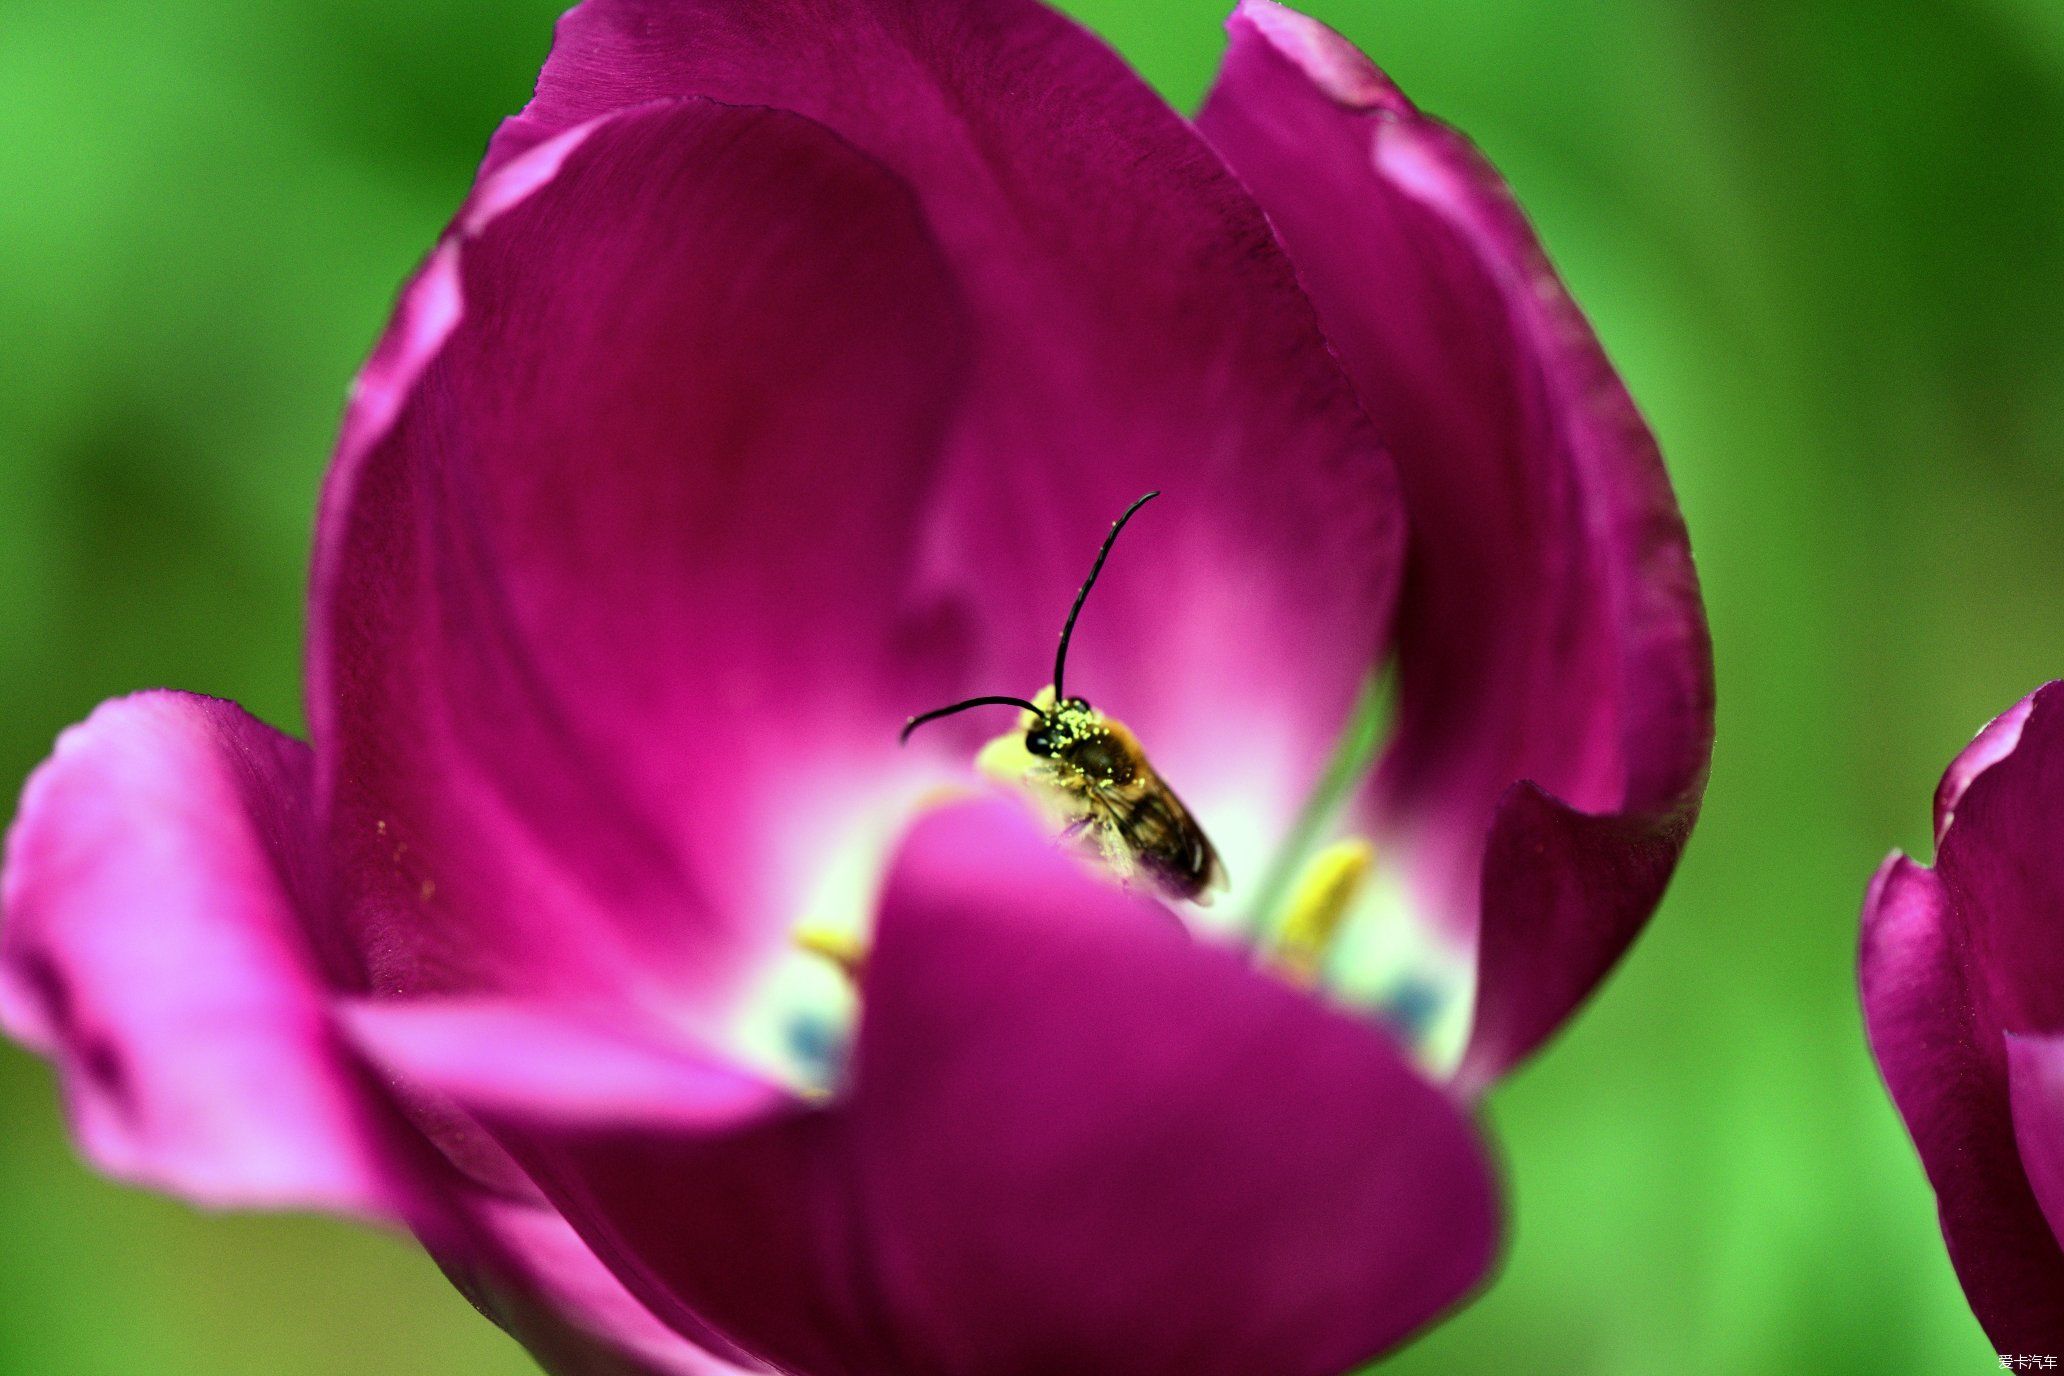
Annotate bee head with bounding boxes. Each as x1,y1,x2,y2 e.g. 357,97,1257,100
1026,701,1132,782
1025,697,1094,758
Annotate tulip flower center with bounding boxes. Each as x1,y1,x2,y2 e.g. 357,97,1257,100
726,709,1469,1097
716,677,1472,1098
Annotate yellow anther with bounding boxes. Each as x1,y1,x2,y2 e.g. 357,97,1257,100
1273,839,1375,985
794,923,866,982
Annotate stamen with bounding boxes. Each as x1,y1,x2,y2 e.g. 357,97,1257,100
794,923,866,982
1271,838,1375,985
1244,673,1391,943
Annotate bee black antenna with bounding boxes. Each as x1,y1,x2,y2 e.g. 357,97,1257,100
1053,490,1159,704
900,695,1048,745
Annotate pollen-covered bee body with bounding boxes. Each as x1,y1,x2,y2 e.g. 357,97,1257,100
900,490,1226,905
977,691,1226,904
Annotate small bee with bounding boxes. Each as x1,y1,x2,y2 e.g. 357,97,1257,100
901,491,1227,904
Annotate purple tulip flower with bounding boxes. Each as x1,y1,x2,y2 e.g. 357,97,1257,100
1862,682,2064,1353
0,2,1712,1372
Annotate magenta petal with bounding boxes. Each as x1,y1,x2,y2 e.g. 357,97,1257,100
2009,1036,2064,1301
1198,1,1713,1083
469,0,1404,836
342,1001,795,1368
1860,855,2064,1351
0,696,762,1374
1859,683,2064,1350
814,801,1501,1373
432,1193,764,1376
368,803,1501,1376
1460,784,1700,1093
312,98,974,1013
0,692,407,1215
341,1000,792,1133
331,1001,780,1372
1934,692,2037,844
1935,684,2064,1033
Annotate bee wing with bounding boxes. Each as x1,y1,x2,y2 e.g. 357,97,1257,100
1093,775,1225,904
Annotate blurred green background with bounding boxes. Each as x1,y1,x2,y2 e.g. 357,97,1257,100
1,0,2059,1371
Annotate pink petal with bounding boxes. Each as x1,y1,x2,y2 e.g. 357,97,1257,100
363,802,1501,1375
343,1000,800,1367
471,0,1405,863
1860,856,2064,1352
0,692,408,1215
311,99,974,1017
0,694,781,1373
2007,1035,2064,1339
1935,684,2064,1033
1936,690,2039,843
342,999,792,1134
1198,1,1713,1084
431,1191,766,1375
1859,682,2064,1350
